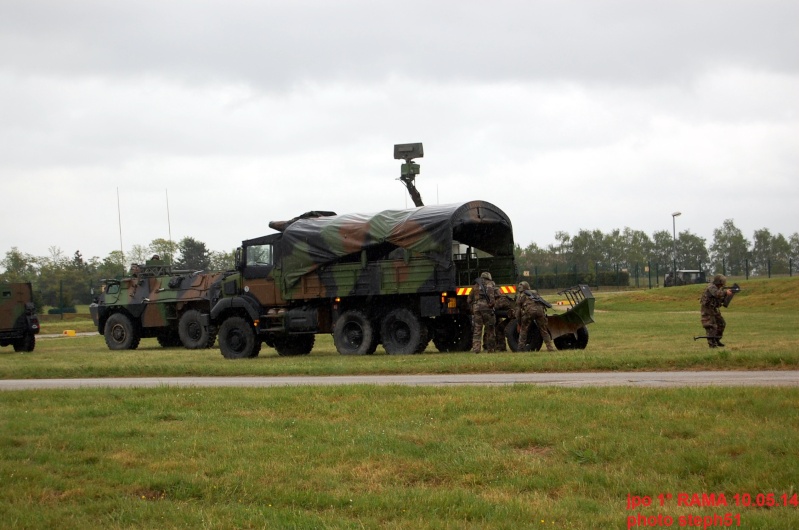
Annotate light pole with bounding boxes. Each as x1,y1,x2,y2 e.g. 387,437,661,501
671,211,681,286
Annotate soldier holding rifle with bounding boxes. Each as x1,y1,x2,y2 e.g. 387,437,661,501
699,274,736,348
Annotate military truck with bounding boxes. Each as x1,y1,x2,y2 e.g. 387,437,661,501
90,258,224,350
0,282,40,352
209,201,520,358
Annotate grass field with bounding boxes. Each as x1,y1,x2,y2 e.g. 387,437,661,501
2,277,798,528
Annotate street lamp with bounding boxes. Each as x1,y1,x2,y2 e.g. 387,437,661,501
671,212,681,286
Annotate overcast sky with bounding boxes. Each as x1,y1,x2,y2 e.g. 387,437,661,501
1,0,797,264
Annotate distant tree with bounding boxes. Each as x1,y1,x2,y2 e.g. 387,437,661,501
710,219,750,276
677,231,709,271
752,229,792,275
0,247,38,281
650,230,673,272
790,233,799,263
176,237,211,271
127,244,149,268
97,250,126,279
570,229,605,271
620,228,652,270
547,231,572,266
148,238,179,264
209,249,235,271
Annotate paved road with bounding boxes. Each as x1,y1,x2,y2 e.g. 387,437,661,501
1,371,798,391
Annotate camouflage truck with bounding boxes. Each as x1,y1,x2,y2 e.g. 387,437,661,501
90,258,224,350
208,201,521,358
0,282,40,352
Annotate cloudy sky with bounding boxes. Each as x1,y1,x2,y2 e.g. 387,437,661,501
1,0,797,263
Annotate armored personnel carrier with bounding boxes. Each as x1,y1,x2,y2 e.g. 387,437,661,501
90,258,224,350
0,282,40,352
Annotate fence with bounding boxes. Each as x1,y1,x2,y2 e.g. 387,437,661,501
520,258,795,291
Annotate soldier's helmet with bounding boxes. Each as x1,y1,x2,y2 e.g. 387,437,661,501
518,281,530,290
713,274,726,286
480,271,493,281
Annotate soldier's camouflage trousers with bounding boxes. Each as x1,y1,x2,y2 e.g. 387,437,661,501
700,307,726,347
472,308,496,353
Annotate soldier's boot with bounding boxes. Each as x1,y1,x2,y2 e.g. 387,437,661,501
707,338,717,348
545,340,556,352
715,336,725,347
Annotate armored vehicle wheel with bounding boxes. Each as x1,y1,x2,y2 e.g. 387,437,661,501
333,310,377,355
13,333,35,352
504,318,543,352
554,326,589,350
433,317,472,352
156,330,182,348
179,309,214,349
380,308,426,355
274,334,315,356
104,313,141,350
218,316,260,359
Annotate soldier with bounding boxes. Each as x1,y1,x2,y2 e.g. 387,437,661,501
468,271,496,353
493,285,513,351
700,274,733,348
516,281,556,352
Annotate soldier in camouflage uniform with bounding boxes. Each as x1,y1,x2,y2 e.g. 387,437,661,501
516,281,556,352
468,271,496,353
493,285,512,351
700,274,733,348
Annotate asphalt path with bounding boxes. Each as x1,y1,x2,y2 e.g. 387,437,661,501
1,371,798,391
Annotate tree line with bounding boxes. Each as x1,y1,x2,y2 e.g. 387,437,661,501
1,219,797,308
0,237,234,309
514,219,798,282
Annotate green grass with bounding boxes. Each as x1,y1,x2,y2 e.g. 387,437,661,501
2,277,797,528
2,385,799,529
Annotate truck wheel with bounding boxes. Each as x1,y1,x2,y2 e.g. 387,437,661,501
504,318,543,352
333,310,377,355
13,333,36,352
433,317,471,352
381,308,425,355
179,309,213,349
218,316,260,359
274,335,315,356
554,326,589,350
104,313,141,350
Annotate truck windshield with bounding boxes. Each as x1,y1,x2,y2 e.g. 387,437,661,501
246,244,273,266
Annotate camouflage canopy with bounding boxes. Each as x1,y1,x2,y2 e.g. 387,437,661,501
271,201,514,288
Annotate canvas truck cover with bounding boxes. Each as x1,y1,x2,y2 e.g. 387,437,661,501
268,201,514,289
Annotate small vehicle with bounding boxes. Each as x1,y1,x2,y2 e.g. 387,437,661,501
0,282,40,352
665,270,707,287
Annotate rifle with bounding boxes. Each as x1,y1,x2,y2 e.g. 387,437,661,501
722,283,741,308
693,335,720,341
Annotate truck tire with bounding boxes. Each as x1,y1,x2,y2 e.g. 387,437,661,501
504,318,543,352
554,326,589,350
381,308,425,355
274,335,315,356
179,309,214,349
13,333,35,352
333,310,377,355
104,313,141,350
218,316,260,359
